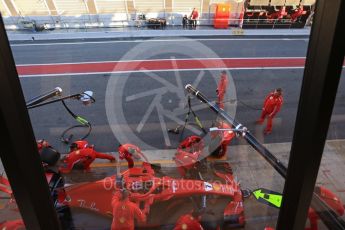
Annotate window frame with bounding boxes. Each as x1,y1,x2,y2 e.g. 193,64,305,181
0,15,61,229
0,0,344,228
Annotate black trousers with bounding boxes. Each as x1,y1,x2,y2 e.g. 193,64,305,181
183,21,187,28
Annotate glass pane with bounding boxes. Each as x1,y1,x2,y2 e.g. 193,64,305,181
1,0,315,228
0,161,24,228
304,68,345,230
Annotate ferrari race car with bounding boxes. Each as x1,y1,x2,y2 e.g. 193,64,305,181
64,161,245,229
0,160,245,229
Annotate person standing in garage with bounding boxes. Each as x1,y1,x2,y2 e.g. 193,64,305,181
190,8,199,28
182,15,188,29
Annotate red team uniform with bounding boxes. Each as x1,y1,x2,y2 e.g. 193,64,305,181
174,213,204,230
291,5,305,22
257,89,283,134
191,10,198,19
118,144,146,168
111,191,146,230
217,71,228,109
211,121,235,158
190,8,199,28
60,140,115,173
267,6,287,20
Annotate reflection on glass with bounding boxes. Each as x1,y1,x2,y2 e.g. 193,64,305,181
0,161,24,229
304,69,345,230
0,0,317,228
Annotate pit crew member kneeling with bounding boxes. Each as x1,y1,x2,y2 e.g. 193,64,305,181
60,140,116,173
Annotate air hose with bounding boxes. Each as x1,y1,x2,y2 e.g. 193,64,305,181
60,100,92,144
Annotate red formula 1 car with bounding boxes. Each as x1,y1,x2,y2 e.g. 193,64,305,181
0,149,342,230
64,161,245,229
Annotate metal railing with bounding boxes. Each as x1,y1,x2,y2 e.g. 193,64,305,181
3,17,308,31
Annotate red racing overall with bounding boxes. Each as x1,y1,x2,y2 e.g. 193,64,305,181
174,213,204,230
37,139,50,151
190,9,199,28
217,72,228,109
212,121,235,158
267,6,287,20
60,148,115,173
257,91,283,134
291,5,305,22
191,10,199,20
111,191,146,230
118,144,144,168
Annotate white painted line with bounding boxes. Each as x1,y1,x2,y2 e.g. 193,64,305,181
18,66,306,78
10,38,309,47
16,57,306,67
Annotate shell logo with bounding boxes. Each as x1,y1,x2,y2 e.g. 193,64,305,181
213,184,221,191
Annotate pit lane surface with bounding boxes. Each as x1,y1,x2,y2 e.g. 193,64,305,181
12,37,345,152
11,38,309,65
